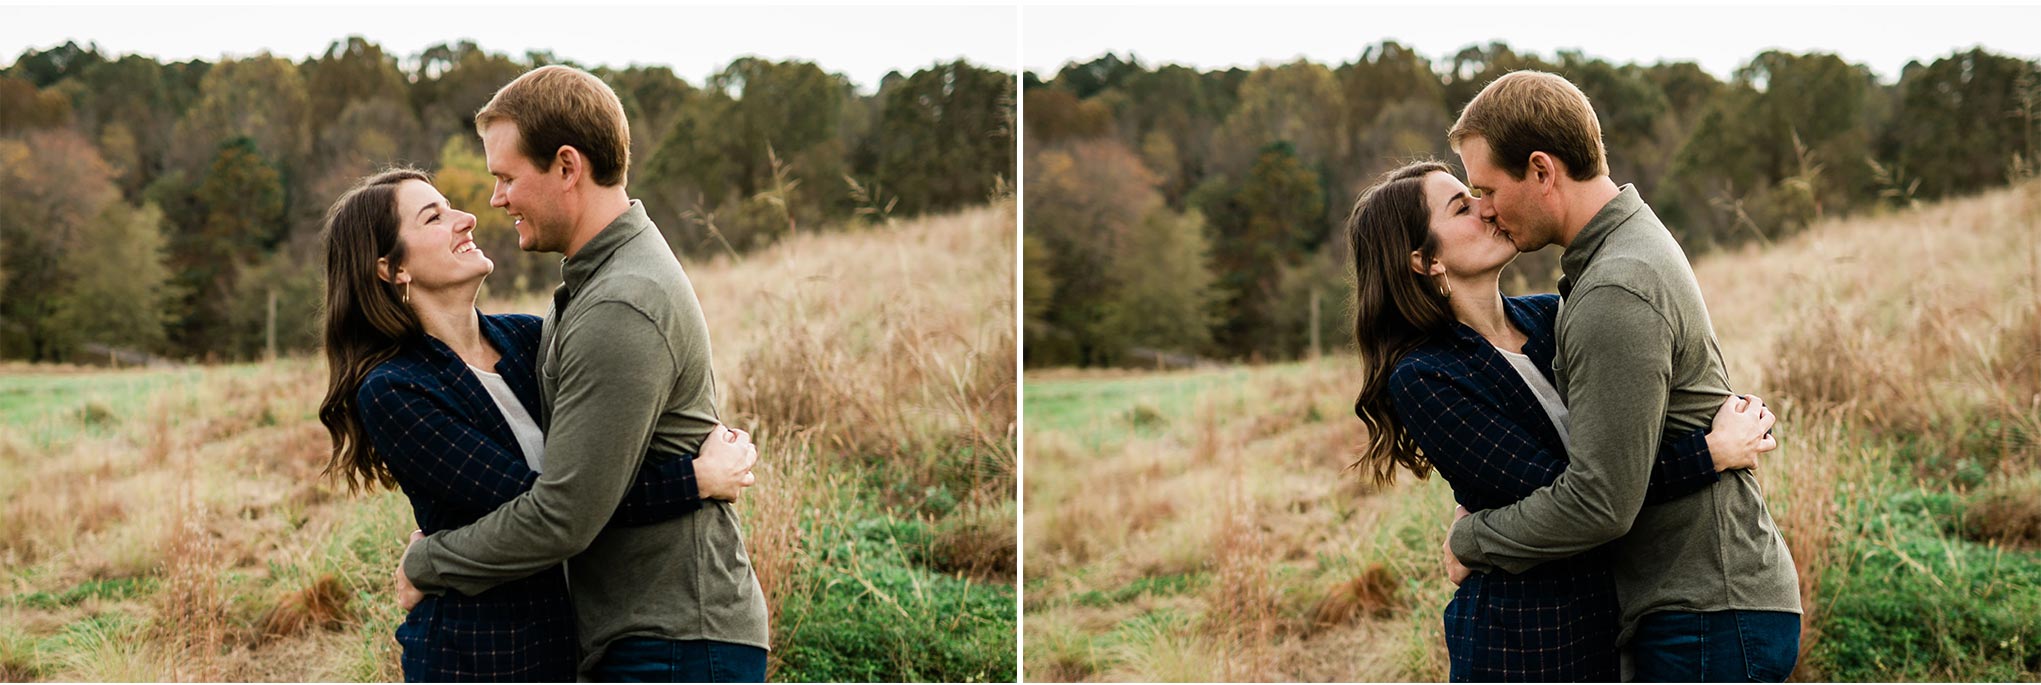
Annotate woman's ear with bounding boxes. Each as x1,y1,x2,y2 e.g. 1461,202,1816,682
376,257,408,285
1408,250,1443,277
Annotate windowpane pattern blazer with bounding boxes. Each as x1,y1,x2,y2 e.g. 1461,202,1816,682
357,313,705,682
1384,294,1720,682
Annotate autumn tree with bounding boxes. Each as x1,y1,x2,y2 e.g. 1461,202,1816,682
0,131,134,359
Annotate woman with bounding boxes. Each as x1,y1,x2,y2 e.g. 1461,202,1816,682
315,168,754,681
1347,161,1777,682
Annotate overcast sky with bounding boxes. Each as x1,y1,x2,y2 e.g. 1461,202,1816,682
1024,4,2041,84
0,3,1020,93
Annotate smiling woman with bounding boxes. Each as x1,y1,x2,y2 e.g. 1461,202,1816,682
1,13,1018,682
315,162,760,681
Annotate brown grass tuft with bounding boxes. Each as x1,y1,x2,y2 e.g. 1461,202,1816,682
157,500,227,681
1206,489,1279,680
1308,563,1401,632
1964,471,2041,549
931,500,1018,584
256,574,352,642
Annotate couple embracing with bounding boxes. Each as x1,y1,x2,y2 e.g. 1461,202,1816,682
1349,72,1803,682
316,65,770,682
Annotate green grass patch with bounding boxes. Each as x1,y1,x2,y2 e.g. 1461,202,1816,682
1809,466,2041,680
0,365,263,447
6,576,159,610
1071,572,1204,608
1023,367,1256,442
773,507,1016,682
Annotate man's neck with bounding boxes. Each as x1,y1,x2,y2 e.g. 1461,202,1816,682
1552,176,1623,249
561,187,634,259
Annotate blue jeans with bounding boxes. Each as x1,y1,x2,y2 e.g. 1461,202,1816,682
1627,610,1800,682
589,637,768,683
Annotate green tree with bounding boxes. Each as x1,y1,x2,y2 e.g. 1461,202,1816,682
170,54,311,174
1891,49,2041,198
1210,61,1344,178
305,37,411,151
1210,142,1323,357
1100,208,1219,360
597,65,697,169
1021,232,1057,365
50,201,177,356
410,41,526,156
1051,53,1142,99
4,40,105,87
174,137,285,355
1668,51,1874,243
876,60,1015,215
60,54,208,195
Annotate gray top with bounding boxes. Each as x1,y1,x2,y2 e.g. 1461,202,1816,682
1447,185,1800,644
404,201,769,671
1496,347,1572,452
468,364,546,473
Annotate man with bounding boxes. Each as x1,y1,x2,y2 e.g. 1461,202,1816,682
1441,71,1802,682
393,65,772,681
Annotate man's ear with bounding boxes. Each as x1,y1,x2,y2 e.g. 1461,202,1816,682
554,145,582,187
1529,152,1564,192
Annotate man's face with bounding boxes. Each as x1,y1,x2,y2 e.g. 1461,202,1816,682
1458,134,1558,253
482,121,568,254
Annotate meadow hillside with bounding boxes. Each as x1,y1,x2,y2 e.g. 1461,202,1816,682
1023,180,2041,682
0,203,1017,682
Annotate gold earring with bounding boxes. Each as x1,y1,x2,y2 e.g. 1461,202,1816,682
1439,277,1452,299
403,281,411,305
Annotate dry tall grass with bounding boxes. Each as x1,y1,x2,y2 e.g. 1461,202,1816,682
0,202,1016,681
1024,178,2041,681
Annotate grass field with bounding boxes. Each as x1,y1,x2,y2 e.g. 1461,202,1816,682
1022,180,2041,681
0,202,1018,682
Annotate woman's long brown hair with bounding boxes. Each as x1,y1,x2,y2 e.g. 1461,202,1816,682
318,168,430,492
1348,160,1457,486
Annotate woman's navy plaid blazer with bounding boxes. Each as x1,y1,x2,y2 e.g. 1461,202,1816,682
357,312,705,682
1385,294,1721,682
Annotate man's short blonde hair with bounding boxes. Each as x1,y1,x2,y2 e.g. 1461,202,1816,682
1447,71,1607,181
475,65,631,187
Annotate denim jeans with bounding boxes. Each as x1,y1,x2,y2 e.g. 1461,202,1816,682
589,637,768,683
1627,610,1800,682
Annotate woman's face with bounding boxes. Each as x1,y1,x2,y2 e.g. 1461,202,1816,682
1420,170,1517,280
389,179,492,291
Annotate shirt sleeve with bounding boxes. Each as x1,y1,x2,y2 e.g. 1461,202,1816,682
1387,365,1715,512
358,375,701,524
404,301,679,595
1449,284,1675,574
1645,427,1719,506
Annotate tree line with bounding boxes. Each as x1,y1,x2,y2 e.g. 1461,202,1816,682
1023,42,2041,368
0,38,1015,363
